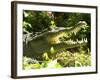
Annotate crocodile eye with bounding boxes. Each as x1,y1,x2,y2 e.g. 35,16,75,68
77,21,87,26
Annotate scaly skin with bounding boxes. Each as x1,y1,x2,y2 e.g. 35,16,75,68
23,21,87,59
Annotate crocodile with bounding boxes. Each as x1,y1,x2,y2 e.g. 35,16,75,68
23,21,88,59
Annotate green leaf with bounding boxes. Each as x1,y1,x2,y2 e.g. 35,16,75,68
41,60,51,68
24,63,41,70
32,63,41,69
75,61,82,67
42,52,50,60
46,59,62,68
47,59,57,68
49,21,56,29
50,46,55,54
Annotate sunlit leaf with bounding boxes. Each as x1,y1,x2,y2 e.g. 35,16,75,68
42,52,50,60
50,46,55,54
46,59,62,68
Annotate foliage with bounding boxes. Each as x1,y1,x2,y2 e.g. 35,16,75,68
23,47,91,70
23,10,91,70
75,52,91,67
23,11,53,32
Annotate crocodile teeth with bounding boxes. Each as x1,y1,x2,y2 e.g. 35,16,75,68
76,39,78,43
73,32,76,35
65,38,88,45
83,38,86,42
78,41,82,44
84,38,88,43
82,38,84,42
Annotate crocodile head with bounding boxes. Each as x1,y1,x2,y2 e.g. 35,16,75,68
45,21,88,45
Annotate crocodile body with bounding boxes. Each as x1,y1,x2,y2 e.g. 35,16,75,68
23,21,88,59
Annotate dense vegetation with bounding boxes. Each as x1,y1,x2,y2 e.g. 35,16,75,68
23,10,91,70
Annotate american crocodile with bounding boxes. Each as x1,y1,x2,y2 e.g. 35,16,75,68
23,21,88,59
